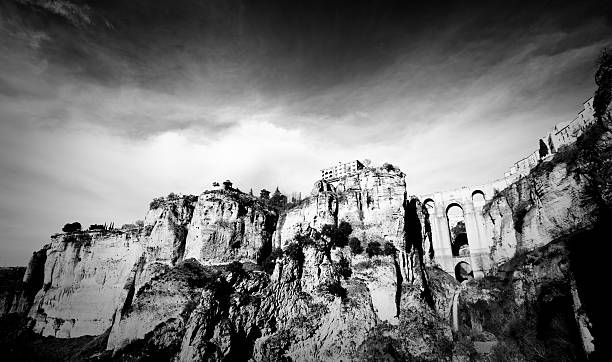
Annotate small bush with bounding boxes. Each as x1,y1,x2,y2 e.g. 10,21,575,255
135,220,144,227
149,197,165,209
321,222,353,248
319,280,347,299
382,163,396,172
366,241,382,258
383,242,396,256
285,243,305,264
321,224,335,238
62,222,81,233
335,221,352,247
88,224,105,231
348,237,363,254
295,233,315,246
167,192,178,199
263,248,283,274
226,261,245,277
334,256,352,279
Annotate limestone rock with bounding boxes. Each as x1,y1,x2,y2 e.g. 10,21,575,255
28,231,144,338
483,162,597,263
0,267,25,315
184,190,277,265
275,167,406,251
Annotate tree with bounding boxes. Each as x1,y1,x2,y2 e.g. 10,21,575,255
260,189,270,200
383,242,396,256
321,224,335,238
366,241,382,258
285,243,304,264
321,222,353,248
382,163,396,172
149,197,164,209
539,139,549,158
348,237,363,254
334,256,352,279
594,47,612,122
269,187,288,209
62,222,81,233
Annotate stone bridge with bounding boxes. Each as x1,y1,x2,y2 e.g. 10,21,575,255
419,176,514,280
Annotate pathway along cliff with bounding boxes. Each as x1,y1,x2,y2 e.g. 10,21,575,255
1,123,610,361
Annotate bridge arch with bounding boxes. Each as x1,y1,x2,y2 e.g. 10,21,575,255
471,190,486,207
446,203,469,257
454,261,473,282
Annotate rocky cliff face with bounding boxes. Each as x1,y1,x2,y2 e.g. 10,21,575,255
482,123,612,266
184,190,277,265
0,267,25,315
275,166,406,250
483,163,596,262
25,195,198,339
1,143,608,361
28,231,144,338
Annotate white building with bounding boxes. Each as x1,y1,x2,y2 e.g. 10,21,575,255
321,160,365,181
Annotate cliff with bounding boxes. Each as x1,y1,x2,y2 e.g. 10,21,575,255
184,190,277,265
0,137,609,361
482,122,612,265
275,166,406,251
0,267,25,315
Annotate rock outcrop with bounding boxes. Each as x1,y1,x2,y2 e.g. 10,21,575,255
0,267,25,315
274,167,406,250
184,190,277,265
28,231,145,338
1,141,608,361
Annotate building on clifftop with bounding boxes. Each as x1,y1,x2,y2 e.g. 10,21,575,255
320,160,365,181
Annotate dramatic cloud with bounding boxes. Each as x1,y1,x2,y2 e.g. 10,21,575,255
1,0,610,265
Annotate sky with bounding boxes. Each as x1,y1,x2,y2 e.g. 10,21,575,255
1,0,611,266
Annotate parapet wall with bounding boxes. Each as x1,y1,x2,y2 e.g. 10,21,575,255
505,97,595,178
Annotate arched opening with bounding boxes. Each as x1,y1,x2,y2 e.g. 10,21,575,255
423,199,435,215
455,262,474,282
471,190,486,207
446,203,469,257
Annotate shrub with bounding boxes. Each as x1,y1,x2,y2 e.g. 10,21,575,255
348,237,363,254
366,241,382,258
295,233,315,246
263,248,283,274
285,243,305,264
88,224,105,231
62,222,81,233
167,192,178,199
382,163,396,172
321,224,335,238
334,256,352,279
135,220,145,227
335,221,352,247
383,242,396,256
319,280,347,299
226,261,245,277
149,197,165,209
321,222,353,248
